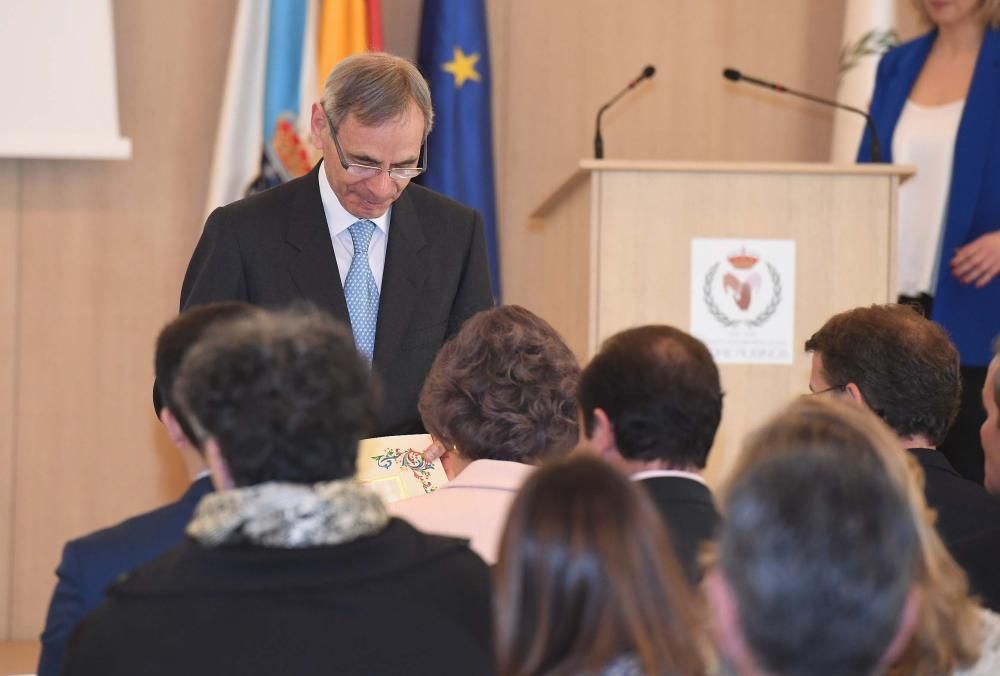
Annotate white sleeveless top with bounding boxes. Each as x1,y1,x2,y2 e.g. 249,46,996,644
892,98,965,296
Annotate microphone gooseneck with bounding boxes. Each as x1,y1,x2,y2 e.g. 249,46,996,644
721,67,883,162
595,65,656,159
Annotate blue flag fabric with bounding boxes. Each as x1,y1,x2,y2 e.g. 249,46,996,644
418,0,501,300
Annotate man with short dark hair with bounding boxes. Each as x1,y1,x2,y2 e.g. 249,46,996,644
805,304,1000,550
62,308,494,676
37,302,257,676
805,304,1000,613
577,325,722,581
706,442,920,676
181,52,493,436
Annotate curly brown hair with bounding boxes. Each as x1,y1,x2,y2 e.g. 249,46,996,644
418,305,580,464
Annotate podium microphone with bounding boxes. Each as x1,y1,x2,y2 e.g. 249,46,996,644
722,67,882,162
594,65,656,159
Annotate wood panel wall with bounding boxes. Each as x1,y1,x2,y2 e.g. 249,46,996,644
0,0,925,641
1,0,237,639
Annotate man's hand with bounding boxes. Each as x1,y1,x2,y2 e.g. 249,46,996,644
951,231,1000,288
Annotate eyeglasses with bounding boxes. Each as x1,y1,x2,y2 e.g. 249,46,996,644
325,113,427,181
809,384,847,396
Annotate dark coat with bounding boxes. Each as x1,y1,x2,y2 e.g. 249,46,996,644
637,476,720,583
39,476,213,676
907,448,1000,546
179,166,494,434
61,519,495,676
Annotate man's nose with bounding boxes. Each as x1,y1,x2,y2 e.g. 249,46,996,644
368,170,397,197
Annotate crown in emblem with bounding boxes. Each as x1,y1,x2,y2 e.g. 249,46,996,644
727,249,759,270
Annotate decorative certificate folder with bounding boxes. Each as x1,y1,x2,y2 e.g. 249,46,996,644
356,434,449,503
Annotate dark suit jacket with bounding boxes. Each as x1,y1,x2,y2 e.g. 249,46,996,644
858,28,1000,366
38,476,213,676
62,519,495,676
637,476,720,583
949,526,1000,613
907,448,1000,547
180,165,494,434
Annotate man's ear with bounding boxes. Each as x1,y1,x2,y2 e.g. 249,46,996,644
309,102,328,150
159,407,191,449
588,408,618,457
844,382,867,406
881,587,922,668
205,438,235,491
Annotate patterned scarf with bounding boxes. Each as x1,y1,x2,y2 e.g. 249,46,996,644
187,478,388,548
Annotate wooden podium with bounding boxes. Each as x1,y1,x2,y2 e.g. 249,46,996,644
530,160,914,483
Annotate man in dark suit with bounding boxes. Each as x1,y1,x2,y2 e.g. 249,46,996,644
576,325,722,583
37,302,257,676
181,53,493,436
62,308,494,676
806,304,1000,607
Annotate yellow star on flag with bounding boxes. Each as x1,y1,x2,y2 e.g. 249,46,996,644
442,47,481,88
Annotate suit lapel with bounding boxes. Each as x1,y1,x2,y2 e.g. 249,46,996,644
374,187,427,369
880,31,936,162
945,29,1000,248
284,163,349,324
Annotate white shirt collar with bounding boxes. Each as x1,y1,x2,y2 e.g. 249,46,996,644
316,159,391,237
631,469,707,486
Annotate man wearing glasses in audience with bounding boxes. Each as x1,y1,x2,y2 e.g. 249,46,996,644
180,52,493,436
805,304,1000,610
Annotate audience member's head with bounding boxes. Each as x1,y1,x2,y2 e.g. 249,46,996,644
419,305,579,478
708,397,979,676
805,303,960,447
494,455,706,676
983,337,1000,493
153,302,259,471
578,325,722,472
174,307,377,489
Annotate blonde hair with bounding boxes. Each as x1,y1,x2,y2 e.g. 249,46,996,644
719,397,981,675
912,0,1000,28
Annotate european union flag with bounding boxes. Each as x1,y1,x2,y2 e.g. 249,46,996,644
419,0,501,300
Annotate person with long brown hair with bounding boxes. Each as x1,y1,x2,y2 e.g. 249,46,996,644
494,456,706,676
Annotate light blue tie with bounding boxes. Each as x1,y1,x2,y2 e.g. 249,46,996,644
344,219,379,361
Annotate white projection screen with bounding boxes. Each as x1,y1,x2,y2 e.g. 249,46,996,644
0,0,131,159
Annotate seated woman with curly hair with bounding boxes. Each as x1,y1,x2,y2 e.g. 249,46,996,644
389,305,580,563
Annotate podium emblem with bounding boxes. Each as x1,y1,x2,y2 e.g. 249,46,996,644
703,248,783,328
690,239,796,365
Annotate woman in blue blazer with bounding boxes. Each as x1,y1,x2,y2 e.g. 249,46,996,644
859,0,1000,483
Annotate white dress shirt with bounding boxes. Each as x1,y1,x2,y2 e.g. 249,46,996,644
317,160,391,291
892,98,965,296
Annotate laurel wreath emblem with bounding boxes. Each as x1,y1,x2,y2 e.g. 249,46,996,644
703,261,782,328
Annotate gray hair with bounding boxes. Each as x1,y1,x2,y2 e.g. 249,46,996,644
322,52,434,134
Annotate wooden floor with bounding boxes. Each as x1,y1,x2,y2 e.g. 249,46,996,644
0,641,38,675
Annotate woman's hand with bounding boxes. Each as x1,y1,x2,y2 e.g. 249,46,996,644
951,231,1000,287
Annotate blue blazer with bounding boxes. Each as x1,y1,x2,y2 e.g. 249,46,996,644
859,28,1000,366
37,476,214,676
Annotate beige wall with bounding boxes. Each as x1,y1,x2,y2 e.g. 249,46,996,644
0,0,926,640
